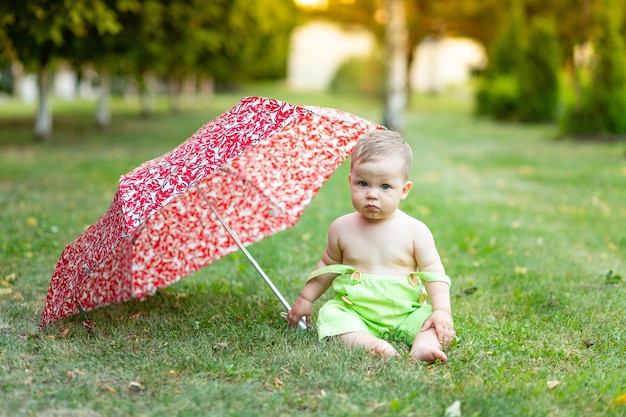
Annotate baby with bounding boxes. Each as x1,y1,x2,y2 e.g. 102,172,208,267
287,129,455,362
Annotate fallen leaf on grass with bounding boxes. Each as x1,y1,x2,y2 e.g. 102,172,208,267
274,378,285,388
103,385,117,394
0,288,12,296
547,380,560,390
603,270,623,285
1,272,17,286
444,400,462,417
212,342,228,351
128,381,144,393
455,287,477,297
582,339,595,348
614,393,626,406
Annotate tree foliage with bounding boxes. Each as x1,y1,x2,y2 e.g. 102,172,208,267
561,0,626,137
474,0,526,121
0,0,297,137
518,17,561,122
0,0,120,70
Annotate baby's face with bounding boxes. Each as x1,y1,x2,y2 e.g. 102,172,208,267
348,156,412,221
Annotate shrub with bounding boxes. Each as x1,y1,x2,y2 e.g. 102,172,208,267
561,0,626,137
475,75,520,121
475,2,562,124
518,18,561,122
474,0,525,121
328,53,384,98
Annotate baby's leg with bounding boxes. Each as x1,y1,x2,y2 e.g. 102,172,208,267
339,331,398,359
410,328,447,363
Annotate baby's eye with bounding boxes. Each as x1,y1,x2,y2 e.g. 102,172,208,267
380,184,390,190
359,181,368,187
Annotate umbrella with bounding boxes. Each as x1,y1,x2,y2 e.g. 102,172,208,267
40,96,382,329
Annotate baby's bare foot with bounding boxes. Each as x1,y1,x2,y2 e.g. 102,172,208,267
370,340,399,359
410,343,447,363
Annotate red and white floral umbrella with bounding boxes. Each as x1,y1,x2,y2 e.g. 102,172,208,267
40,96,382,328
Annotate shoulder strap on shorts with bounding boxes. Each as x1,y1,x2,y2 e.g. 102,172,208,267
414,271,452,287
306,264,357,282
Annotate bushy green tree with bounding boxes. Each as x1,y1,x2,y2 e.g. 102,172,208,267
474,0,525,120
518,17,561,122
561,0,626,137
476,1,562,123
0,0,120,139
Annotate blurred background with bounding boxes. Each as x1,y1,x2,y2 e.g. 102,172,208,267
1,0,625,139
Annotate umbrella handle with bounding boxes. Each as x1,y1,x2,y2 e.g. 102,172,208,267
197,187,309,330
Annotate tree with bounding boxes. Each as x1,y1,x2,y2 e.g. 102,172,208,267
197,0,297,82
0,0,120,139
561,0,626,137
474,0,526,121
518,17,561,122
383,0,408,131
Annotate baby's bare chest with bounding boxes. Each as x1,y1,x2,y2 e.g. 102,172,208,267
339,227,417,272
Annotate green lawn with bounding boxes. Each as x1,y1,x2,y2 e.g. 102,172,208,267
1,86,624,417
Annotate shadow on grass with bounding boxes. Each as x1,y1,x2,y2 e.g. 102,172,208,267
41,276,291,342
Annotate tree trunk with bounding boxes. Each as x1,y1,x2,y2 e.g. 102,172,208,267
140,72,156,118
168,76,182,113
95,69,111,128
35,66,52,140
383,0,408,132
11,62,24,98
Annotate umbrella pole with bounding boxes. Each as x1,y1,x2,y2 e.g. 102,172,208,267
196,187,308,330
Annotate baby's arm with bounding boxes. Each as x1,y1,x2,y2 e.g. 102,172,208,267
287,220,343,328
287,268,334,328
421,280,455,347
413,221,455,346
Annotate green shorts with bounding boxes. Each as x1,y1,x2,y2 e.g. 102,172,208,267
308,265,451,345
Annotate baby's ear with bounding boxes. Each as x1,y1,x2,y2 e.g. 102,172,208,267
401,181,413,199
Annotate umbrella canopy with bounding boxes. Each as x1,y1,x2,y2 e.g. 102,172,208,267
41,96,382,328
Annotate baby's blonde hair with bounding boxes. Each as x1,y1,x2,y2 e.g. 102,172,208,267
350,130,413,180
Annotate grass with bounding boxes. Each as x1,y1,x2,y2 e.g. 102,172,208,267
1,84,625,417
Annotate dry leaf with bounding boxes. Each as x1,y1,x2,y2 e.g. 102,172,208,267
274,378,285,388
59,328,70,338
547,380,560,390
614,393,626,406
103,385,117,394
444,400,462,417
455,287,477,297
1,272,17,287
169,370,180,377
515,266,528,274
128,381,144,392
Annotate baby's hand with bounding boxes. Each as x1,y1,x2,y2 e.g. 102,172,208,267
420,310,455,347
287,297,313,329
